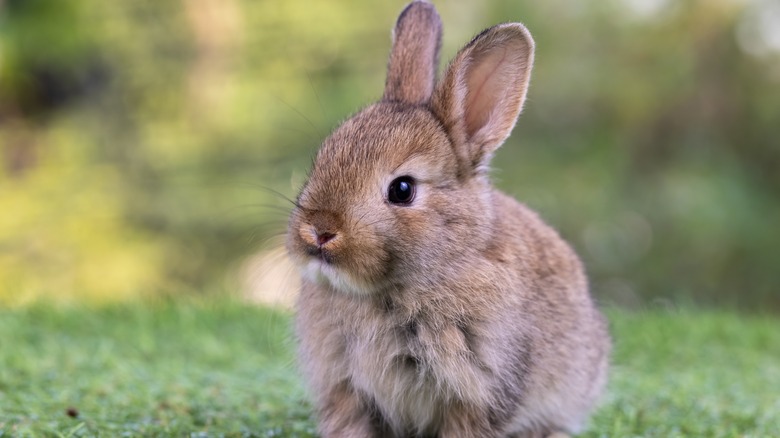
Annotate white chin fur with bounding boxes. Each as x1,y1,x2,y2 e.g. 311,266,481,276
303,260,375,295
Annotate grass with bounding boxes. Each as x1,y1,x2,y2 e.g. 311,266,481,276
1,301,778,437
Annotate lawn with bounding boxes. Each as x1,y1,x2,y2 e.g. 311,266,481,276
1,301,778,437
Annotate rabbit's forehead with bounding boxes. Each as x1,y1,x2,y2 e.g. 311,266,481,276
315,104,455,180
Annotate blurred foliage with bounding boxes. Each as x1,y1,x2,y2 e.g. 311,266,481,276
0,0,778,309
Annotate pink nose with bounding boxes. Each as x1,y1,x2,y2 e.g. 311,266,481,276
316,231,336,246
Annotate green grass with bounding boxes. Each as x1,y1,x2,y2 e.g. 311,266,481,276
1,302,778,437
0,302,311,437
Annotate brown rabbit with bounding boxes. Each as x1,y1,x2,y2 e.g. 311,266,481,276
286,1,610,437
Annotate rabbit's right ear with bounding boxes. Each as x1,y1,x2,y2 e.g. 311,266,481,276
383,1,442,105
431,23,534,177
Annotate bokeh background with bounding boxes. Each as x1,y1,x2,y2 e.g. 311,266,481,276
1,0,779,310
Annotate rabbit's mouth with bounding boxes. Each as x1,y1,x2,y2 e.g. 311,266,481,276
304,244,335,265
303,258,379,296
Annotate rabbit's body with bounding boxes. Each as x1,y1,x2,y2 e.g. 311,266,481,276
288,3,609,437
296,182,608,437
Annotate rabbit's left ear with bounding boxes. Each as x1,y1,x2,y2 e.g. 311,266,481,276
431,23,534,175
383,1,442,105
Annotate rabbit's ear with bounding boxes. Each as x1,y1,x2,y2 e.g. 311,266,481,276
431,23,534,175
383,1,442,105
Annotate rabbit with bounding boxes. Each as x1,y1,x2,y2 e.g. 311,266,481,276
286,1,610,437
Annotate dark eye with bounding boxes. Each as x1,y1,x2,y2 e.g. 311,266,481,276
387,176,416,205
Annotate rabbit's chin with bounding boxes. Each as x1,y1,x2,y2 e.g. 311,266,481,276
302,259,378,296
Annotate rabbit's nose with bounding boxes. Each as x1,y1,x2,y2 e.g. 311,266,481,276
307,210,343,247
316,231,336,246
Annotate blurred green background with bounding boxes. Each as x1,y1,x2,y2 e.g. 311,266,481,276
1,0,778,310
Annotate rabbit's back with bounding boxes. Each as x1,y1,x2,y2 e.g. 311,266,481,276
488,190,610,433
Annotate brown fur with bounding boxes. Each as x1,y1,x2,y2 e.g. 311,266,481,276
286,1,610,437
384,1,442,105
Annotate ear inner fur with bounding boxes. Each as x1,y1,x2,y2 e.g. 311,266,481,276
383,1,443,105
464,46,509,138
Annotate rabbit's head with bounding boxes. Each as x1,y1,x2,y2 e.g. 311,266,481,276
287,1,534,295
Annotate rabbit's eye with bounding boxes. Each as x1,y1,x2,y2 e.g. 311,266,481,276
388,176,416,205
